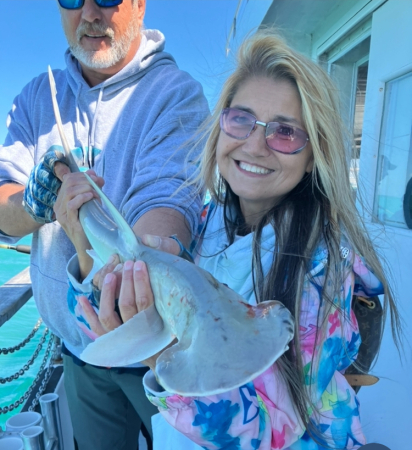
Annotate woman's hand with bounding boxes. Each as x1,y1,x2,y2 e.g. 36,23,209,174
80,235,183,369
79,258,163,371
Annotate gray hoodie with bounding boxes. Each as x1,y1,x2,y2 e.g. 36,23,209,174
0,30,209,357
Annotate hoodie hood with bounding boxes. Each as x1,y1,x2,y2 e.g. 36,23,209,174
63,29,176,159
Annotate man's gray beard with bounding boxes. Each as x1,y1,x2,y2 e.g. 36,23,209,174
69,18,140,69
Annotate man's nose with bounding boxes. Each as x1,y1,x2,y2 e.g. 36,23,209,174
81,0,104,22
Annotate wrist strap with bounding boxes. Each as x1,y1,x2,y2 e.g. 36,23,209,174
169,235,194,263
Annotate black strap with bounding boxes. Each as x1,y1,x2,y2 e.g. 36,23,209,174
346,295,383,392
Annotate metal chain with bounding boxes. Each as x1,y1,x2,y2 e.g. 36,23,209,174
0,318,43,355
28,335,59,412
0,328,49,384
0,332,55,415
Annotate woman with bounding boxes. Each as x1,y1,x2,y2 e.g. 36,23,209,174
69,33,401,449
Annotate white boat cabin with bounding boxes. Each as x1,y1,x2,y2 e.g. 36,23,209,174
247,0,411,448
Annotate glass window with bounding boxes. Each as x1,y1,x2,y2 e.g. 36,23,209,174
350,61,368,191
353,63,368,159
373,72,412,229
328,38,370,193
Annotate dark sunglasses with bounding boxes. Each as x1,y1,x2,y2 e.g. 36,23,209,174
58,0,123,10
220,107,309,155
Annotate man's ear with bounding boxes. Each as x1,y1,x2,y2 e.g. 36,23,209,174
136,0,146,21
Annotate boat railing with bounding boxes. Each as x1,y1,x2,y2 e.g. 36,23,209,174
0,267,65,449
0,267,32,327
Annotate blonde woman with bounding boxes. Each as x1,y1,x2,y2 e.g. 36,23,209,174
73,33,401,449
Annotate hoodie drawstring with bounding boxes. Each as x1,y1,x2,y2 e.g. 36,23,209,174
89,86,104,169
73,87,88,168
72,84,104,170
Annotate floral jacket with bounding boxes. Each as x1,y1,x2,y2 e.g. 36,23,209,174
66,203,383,449
143,204,384,449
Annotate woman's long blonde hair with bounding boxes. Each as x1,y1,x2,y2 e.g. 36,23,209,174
190,31,402,445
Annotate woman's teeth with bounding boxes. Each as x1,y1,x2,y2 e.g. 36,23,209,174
238,161,272,174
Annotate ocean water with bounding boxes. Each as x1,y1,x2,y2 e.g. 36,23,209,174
0,235,49,429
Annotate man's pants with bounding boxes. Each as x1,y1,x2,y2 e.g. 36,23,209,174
63,354,159,450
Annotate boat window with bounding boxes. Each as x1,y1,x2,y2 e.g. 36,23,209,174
373,72,412,229
326,36,371,195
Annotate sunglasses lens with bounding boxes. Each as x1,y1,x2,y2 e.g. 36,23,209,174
95,0,123,6
220,109,309,154
266,123,308,154
220,108,255,139
58,0,122,8
58,0,84,9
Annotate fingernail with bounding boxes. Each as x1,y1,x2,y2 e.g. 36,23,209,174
144,234,161,248
114,263,123,272
107,254,115,264
134,261,144,271
104,273,113,284
124,261,133,271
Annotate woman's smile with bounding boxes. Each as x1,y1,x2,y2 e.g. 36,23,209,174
216,76,314,224
236,160,274,175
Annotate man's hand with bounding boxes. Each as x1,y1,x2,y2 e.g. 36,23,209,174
141,234,184,257
54,169,104,249
52,165,104,279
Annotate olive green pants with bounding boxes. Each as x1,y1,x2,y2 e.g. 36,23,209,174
63,354,158,450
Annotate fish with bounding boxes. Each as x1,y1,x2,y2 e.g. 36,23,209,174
48,67,295,396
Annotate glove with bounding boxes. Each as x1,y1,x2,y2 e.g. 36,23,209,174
23,146,70,224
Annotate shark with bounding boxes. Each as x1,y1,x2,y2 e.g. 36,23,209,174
48,67,295,396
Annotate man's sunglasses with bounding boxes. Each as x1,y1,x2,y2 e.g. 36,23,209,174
58,0,123,10
220,107,309,155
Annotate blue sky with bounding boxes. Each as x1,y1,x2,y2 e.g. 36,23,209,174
0,0,272,143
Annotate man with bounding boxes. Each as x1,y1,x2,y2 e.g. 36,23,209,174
0,0,209,448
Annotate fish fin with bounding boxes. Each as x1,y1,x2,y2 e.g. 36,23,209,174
156,300,294,396
80,304,175,366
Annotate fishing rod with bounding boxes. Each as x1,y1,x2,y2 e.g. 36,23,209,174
0,244,31,254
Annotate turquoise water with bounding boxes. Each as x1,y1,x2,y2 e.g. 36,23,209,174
0,235,49,428
0,235,31,285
